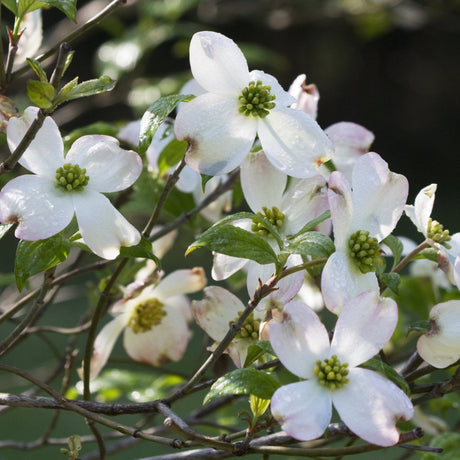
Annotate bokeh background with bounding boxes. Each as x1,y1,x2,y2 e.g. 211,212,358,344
0,0,459,459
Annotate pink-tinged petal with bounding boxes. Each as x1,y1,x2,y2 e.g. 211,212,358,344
192,286,245,341
0,175,73,240
321,252,379,314
271,381,332,441
90,313,129,379
282,175,328,235
455,256,460,290
73,191,140,259
152,267,206,300
270,301,330,378
189,31,249,94
258,107,333,179
7,107,63,176
176,165,200,193
288,74,319,119
246,260,277,298
166,295,193,323
351,153,408,241
212,253,248,280
226,339,254,368
328,171,353,249
175,93,257,176
333,368,413,446
123,306,190,366
417,300,460,368
331,291,398,366
67,135,142,193
240,150,286,213
249,70,295,108
404,184,437,237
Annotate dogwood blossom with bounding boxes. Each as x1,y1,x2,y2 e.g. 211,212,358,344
270,291,414,446
321,152,408,313
174,31,333,178
405,184,460,289
417,300,460,368
0,107,142,259
288,74,319,118
88,267,206,379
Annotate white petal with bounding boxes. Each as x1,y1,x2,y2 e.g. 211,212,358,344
175,93,257,176
258,107,333,178
118,119,141,146
90,314,128,379
192,286,245,341
176,165,200,193
351,152,408,241
331,291,398,367
246,260,277,298
152,267,206,300
328,171,353,249
288,74,319,119
333,368,413,446
226,339,254,368
123,306,190,366
249,70,295,108
189,31,249,94
404,184,436,237
212,252,248,280
0,175,74,240
7,107,63,176
240,150,286,213
73,191,140,259
281,175,328,235
67,135,142,193
321,252,379,314
269,301,330,379
271,381,332,441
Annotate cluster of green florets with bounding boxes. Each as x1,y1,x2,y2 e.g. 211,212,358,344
251,206,284,236
232,311,260,340
427,218,451,248
239,80,276,118
348,230,383,274
55,163,90,191
314,355,350,391
128,298,166,334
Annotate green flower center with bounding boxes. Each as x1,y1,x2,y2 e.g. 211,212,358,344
231,311,260,340
128,298,166,334
314,355,349,391
427,218,451,248
251,206,284,236
55,163,90,191
348,230,383,274
239,80,276,118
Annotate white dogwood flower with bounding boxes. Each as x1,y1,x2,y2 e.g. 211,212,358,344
270,291,413,446
321,152,408,313
175,31,333,178
0,107,142,259
417,300,460,368
88,268,206,379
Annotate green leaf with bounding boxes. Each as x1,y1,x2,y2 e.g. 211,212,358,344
286,231,335,258
0,223,14,240
54,76,116,106
379,272,401,294
407,319,430,334
27,80,55,109
420,432,460,460
244,340,276,367
186,224,279,267
26,58,48,83
55,76,79,103
1,0,17,14
203,368,280,405
415,247,439,263
119,235,162,268
157,138,187,174
290,210,331,237
382,234,403,269
363,357,411,396
139,94,194,154
249,394,270,419
42,0,77,21
17,0,46,17
14,235,70,291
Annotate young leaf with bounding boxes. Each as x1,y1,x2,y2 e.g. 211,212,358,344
119,236,162,268
290,210,331,237
17,0,46,18
203,368,280,405
382,234,403,269
380,272,401,294
55,76,116,104
157,138,187,175
244,340,276,367
186,224,279,267
14,235,70,291
26,58,48,83
363,357,411,396
27,80,55,109
42,0,77,21
286,231,335,258
139,94,194,155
